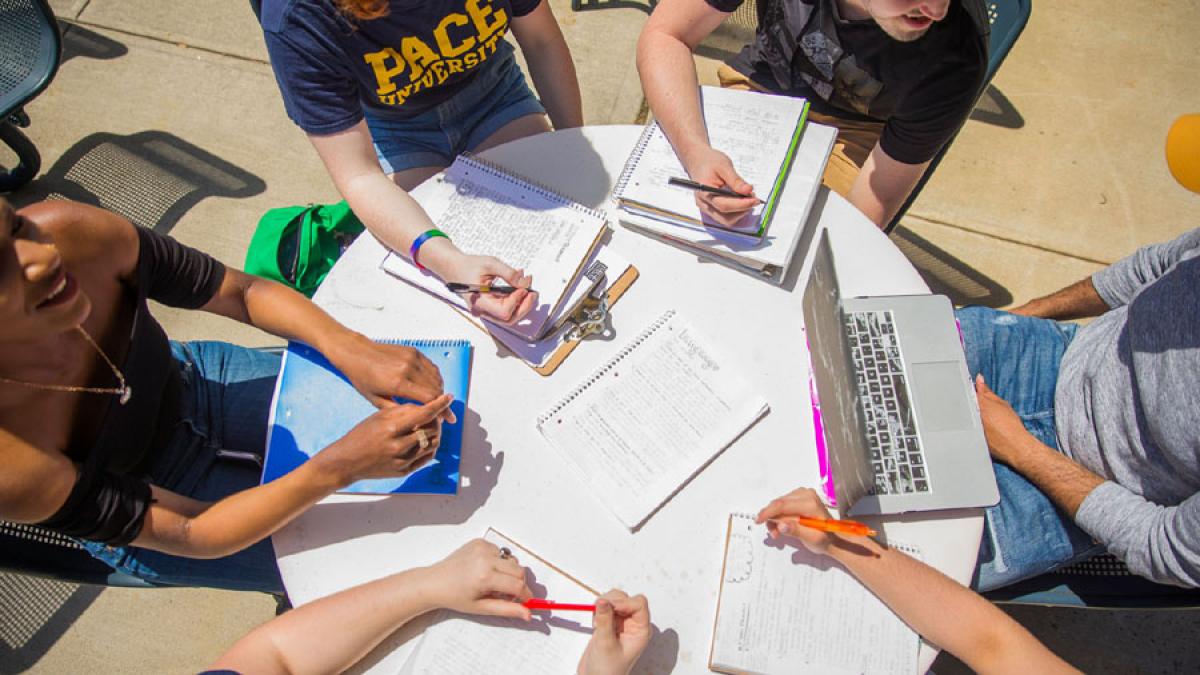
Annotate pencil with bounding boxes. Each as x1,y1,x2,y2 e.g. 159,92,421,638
667,176,760,201
444,282,519,295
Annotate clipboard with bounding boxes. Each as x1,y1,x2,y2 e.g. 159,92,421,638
456,262,640,376
486,528,598,596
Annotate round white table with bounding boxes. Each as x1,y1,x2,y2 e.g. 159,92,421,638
272,126,983,673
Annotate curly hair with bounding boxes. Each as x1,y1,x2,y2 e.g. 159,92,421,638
335,0,389,20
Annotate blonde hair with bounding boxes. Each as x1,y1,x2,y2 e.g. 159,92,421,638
335,0,388,20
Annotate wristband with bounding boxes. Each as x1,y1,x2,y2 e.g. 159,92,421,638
409,229,449,271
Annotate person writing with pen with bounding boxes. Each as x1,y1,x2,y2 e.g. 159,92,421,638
756,487,1079,674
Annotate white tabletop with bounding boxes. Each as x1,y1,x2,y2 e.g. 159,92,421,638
272,126,982,674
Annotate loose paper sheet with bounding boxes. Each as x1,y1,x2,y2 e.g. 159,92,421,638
399,531,594,675
711,514,920,675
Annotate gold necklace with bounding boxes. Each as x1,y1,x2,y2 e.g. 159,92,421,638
0,326,131,405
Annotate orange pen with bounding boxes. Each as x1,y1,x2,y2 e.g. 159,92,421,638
787,516,877,538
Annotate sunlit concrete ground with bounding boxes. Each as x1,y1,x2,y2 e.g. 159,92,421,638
2,0,1198,672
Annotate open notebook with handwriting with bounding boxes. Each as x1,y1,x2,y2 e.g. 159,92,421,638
537,311,769,529
710,513,921,674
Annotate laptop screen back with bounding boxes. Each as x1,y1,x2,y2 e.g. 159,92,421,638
802,231,874,508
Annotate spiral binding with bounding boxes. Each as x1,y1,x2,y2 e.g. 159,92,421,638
611,123,661,200
536,310,676,426
374,338,471,348
457,153,606,222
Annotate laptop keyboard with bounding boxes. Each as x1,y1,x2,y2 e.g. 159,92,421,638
843,310,931,496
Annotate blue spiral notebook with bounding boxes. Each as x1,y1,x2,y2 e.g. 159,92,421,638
262,339,471,494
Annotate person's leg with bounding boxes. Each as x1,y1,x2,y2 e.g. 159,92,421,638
81,342,286,593
955,306,1104,591
455,42,548,155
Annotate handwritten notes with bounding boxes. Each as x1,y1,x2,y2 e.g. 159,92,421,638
537,311,769,529
710,514,920,675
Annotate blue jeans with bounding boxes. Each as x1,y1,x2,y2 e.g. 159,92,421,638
364,41,546,174
81,341,285,594
956,306,1105,591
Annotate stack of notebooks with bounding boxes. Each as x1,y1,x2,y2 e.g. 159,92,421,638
381,155,638,375
613,86,837,283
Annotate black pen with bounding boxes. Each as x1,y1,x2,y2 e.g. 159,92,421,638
445,282,520,295
668,176,761,201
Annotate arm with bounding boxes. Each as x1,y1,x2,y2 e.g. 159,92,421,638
844,142,930,229
211,539,534,675
637,0,760,225
134,395,453,558
307,124,536,322
975,375,1105,517
1008,278,1110,321
511,0,583,130
976,376,1200,587
757,488,1078,675
1087,228,1200,309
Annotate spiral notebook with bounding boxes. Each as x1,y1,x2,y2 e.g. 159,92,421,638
536,311,769,529
613,86,812,239
381,154,610,342
710,513,921,675
262,339,471,495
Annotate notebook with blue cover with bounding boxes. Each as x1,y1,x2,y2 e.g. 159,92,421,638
262,339,471,494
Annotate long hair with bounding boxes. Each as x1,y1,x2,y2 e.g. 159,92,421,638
335,0,388,20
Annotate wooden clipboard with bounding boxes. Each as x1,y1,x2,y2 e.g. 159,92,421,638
486,528,598,596
533,264,639,376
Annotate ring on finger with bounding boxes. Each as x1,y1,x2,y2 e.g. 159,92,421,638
414,427,430,450
499,546,512,560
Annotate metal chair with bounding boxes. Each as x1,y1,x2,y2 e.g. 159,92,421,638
884,0,1031,232
0,0,62,192
0,521,154,588
985,553,1200,609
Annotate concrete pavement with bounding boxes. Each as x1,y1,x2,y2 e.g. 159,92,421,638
2,0,1198,672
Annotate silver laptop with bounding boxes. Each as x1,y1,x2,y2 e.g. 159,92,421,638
803,230,998,516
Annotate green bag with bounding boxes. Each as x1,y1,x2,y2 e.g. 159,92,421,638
244,201,365,297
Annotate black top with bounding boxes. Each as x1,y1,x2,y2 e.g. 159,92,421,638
38,227,225,545
709,0,988,164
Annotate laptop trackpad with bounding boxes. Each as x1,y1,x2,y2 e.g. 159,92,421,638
911,361,972,432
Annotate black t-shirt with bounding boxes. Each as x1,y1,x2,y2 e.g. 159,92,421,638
708,0,988,164
261,0,542,134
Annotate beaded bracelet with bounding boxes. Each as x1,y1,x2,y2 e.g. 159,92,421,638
409,229,449,271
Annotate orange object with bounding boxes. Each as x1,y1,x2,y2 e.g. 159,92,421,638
791,516,877,537
1166,114,1200,194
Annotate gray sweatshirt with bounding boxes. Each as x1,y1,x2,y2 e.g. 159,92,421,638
1056,228,1200,587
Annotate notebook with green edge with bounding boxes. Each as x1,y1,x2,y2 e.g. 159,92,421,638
614,86,812,240
262,339,471,494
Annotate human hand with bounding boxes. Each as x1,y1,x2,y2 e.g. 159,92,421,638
755,487,839,555
680,146,760,229
974,374,1037,466
331,336,452,418
437,252,537,323
420,539,533,620
577,590,652,675
316,394,452,486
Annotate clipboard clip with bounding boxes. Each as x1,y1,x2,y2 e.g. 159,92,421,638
562,289,610,343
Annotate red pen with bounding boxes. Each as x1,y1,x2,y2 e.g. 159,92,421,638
523,598,597,612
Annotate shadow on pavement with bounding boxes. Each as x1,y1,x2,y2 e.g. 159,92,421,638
0,572,103,674
11,130,266,234
60,22,128,64
890,226,1013,307
970,84,1024,129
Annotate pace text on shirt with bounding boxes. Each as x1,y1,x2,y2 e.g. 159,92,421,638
362,0,510,108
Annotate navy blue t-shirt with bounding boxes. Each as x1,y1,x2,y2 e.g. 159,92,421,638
261,0,542,135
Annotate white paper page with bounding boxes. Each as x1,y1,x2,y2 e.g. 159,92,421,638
616,87,808,227
537,311,769,528
399,530,594,675
711,514,920,675
381,156,608,340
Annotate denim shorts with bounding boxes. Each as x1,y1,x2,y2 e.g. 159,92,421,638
364,41,546,175
80,341,285,594
956,306,1104,591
